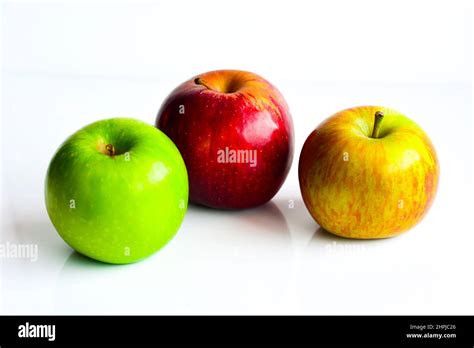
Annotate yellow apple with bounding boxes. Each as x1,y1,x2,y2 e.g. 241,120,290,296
298,106,439,239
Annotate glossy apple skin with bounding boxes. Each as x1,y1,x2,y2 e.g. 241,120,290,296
45,118,188,264
299,106,439,239
156,70,294,209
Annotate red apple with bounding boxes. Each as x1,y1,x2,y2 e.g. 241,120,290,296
156,70,294,209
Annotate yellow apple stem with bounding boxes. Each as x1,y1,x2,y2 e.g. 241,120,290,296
194,77,213,90
105,144,116,156
371,111,384,139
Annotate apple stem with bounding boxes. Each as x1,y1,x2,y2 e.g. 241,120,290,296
371,111,384,139
105,144,115,156
194,77,212,90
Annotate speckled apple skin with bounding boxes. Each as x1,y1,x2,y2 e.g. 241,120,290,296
299,106,439,239
45,118,188,264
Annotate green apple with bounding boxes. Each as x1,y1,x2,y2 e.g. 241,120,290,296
45,118,188,264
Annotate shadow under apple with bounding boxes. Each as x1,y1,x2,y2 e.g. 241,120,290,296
187,200,290,238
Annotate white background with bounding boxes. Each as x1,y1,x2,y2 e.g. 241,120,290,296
1,0,473,314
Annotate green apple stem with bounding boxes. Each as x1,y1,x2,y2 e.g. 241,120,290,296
194,77,212,90
371,111,384,139
105,144,116,156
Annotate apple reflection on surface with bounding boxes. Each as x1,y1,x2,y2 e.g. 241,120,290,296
55,202,292,314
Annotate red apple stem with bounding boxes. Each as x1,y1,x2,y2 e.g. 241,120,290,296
194,77,212,90
105,144,116,156
371,111,384,139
